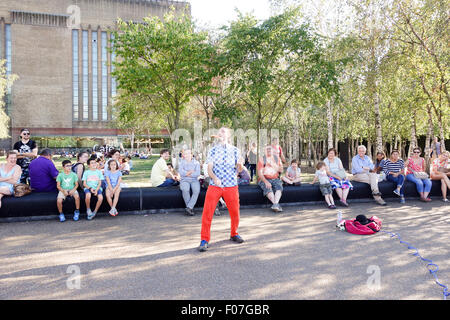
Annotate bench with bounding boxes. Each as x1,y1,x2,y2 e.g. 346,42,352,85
0,180,444,221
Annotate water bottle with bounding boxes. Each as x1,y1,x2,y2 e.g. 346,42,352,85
337,210,343,225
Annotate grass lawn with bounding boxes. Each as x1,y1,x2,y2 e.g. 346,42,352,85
121,156,159,187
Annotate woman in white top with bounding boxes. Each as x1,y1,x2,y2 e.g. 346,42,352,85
323,148,353,207
0,151,22,208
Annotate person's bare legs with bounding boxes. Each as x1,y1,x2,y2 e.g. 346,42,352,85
106,189,114,208
85,192,91,211
93,195,103,213
266,192,275,204
335,188,343,200
342,188,350,201
432,173,450,200
112,188,121,209
281,176,292,184
274,190,282,204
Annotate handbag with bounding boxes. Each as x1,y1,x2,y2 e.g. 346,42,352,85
413,171,429,180
437,167,450,173
13,183,32,197
410,158,429,179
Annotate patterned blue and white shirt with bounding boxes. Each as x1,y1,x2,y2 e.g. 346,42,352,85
207,143,240,187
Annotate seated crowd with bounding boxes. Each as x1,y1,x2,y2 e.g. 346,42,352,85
1,138,449,221
150,141,449,215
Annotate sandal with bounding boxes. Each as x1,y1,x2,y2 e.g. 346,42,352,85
339,199,349,207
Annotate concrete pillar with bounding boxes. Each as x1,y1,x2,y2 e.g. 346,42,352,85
88,24,92,121
97,25,102,122
77,28,82,122
0,18,4,60
107,30,112,122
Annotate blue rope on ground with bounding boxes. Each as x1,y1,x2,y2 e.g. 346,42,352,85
380,230,449,300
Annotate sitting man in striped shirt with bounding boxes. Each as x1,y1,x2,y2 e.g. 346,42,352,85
383,149,406,203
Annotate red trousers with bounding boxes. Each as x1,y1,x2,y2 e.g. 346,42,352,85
200,185,240,242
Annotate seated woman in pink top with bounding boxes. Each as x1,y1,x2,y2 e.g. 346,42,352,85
405,147,432,202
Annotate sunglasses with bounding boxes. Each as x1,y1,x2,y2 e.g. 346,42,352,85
22,132,30,135
413,151,420,153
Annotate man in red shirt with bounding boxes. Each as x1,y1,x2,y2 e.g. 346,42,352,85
257,145,284,212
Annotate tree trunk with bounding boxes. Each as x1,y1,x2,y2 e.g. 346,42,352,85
374,93,383,153
367,140,372,159
398,139,403,158
424,104,434,169
130,130,135,153
312,141,318,163
307,127,313,167
409,108,418,156
326,100,333,150
293,108,299,160
334,107,340,152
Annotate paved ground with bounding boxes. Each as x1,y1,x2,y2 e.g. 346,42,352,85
0,199,449,300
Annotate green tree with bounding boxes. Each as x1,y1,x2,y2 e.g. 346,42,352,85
111,10,219,132
221,8,339,156
0,60,18,139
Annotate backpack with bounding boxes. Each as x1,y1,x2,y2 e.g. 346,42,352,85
71,162,84,176
13,183,32,197
339,216,382,235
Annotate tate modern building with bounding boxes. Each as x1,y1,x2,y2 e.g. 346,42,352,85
0,0,188,149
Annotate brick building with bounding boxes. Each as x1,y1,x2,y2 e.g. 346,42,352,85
0,0,188,149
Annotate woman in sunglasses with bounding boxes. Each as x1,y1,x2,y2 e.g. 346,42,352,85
405,147,432,202
13,128,38,184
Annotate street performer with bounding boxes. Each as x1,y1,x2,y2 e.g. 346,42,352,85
198,127,244,252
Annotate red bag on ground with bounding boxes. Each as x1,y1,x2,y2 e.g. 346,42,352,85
343,215,382,235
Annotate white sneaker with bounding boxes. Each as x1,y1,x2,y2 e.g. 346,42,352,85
87,209,94,220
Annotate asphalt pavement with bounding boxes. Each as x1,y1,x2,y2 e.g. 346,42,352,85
1,199,449,300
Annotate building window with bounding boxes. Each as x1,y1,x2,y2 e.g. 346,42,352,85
101,32,108,121
92,31,98,121
72,29,79,120
11,11,69,28
5,24,12,115
82,30,88,120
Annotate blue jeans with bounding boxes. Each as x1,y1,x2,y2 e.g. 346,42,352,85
386,174,405,196
157,178,178,187
406,174,432,193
